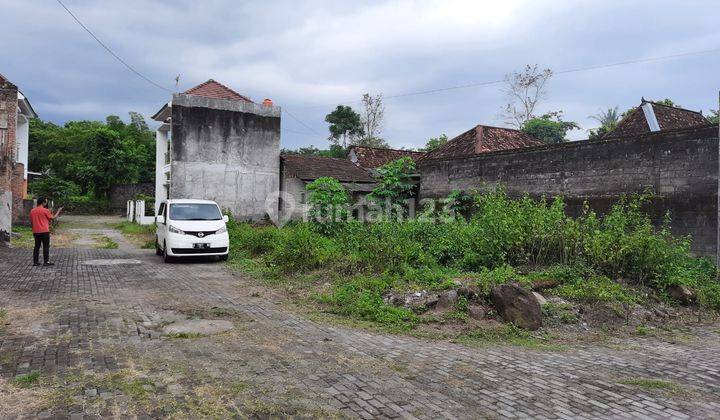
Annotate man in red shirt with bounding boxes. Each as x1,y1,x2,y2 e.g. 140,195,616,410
29,197,63,266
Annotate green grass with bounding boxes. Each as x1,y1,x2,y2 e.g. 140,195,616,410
13,371,41,388
541,302,580,325
114,221,156,249
619,378,680,391
95,235,119,249
10,225,34,248
115,221,156,235
454,324,566,351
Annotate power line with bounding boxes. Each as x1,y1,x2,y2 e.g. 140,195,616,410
299,47,720,108
283,107,325,137
55,0,173,92
281,128,318,137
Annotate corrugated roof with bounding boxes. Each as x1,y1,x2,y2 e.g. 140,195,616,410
184,79,253,102
281,155,376,183
603,100,709,138
422,125,543,161
349,146,425,169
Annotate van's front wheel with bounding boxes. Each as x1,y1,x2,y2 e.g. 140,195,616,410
155,237,163,256
163,242,174,263
218,254,228,262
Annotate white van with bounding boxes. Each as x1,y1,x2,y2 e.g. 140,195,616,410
155,199,230,262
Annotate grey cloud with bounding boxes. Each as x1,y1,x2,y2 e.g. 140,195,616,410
3,0,719,149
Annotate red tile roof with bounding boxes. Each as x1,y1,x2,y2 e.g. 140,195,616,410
603,100,709,138
349,146,426,169
422,125,543,161
281,155,375,183
184,79,253,102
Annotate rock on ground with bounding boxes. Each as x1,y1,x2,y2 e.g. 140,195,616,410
436,290,459,310
490,283,542,330
667,284,696,306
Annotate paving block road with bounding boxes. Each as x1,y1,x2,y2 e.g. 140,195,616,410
1,225,720,418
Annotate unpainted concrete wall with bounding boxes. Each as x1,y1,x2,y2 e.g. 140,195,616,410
419,126,719,256
170,94,281,220
279,176,308,221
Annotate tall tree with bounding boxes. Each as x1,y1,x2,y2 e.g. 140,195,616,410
129,112,149,131
588,107,620,139
501,65,553,128
359,93,386,146
325,105,363,148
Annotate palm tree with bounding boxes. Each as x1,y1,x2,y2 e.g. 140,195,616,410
589,107,620,127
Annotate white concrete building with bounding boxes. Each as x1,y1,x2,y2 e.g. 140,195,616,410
151,79,281,219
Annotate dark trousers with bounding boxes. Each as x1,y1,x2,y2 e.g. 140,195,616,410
33,232,50,263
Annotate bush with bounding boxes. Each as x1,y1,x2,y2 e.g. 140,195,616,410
268,224,339,272
225,189,720,316
64,195,109,214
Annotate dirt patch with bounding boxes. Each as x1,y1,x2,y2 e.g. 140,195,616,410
0,378,54,416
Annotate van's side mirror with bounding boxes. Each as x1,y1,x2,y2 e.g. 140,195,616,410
223,215,229,223
156,215,163,224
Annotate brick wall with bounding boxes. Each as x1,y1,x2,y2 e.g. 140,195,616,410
419,125,719,256
0,81,18,244
10,162,24,222
108,182,155,214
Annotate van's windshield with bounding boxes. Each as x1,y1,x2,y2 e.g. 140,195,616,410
169,203,222,221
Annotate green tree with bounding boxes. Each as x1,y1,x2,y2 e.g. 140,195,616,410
521,112,580,144
420,134,448,152
85,128,130,197
325,105,364,148
29,112,156,196
654,98,679,107
369,157,417,210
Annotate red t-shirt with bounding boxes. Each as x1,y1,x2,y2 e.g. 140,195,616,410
30,207,53,233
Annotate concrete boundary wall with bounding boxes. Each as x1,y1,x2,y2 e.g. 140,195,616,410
419,125,719,256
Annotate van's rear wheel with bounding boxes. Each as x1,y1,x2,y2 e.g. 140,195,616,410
218,254,228,262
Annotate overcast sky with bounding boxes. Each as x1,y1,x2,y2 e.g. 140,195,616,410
4,0,720,149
